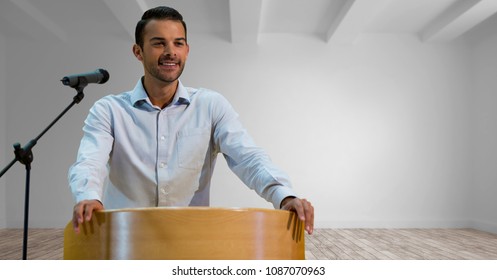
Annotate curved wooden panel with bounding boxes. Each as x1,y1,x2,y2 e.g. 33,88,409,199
64,207,305,260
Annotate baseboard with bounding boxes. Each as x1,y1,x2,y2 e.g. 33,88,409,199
468,220,497,234
315,220,472,229
315,219,497,235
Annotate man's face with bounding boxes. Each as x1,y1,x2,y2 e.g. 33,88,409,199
133,19,189,85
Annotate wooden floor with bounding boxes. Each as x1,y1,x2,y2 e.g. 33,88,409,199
1,228,497,260
306,228,497,260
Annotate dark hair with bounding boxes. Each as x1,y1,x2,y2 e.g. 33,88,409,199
135,6,187,48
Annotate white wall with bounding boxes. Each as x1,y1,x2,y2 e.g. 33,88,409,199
3,36,141,228
2,22,492,231
194,33,472,228
467,14,497,234
0,33,6,227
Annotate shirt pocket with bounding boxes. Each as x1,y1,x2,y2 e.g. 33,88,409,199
176,127,211,170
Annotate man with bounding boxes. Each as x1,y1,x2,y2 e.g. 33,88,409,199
69,6,314,234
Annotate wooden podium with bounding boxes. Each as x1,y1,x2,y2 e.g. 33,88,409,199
63,207,305,260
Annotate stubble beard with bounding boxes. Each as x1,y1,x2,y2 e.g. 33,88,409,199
146,59,185,85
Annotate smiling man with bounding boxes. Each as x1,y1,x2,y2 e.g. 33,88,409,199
68,6,314,235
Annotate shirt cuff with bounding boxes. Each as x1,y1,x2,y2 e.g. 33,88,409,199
74,190,102,204
271,185,298,209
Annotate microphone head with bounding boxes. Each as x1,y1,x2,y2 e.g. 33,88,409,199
60,76,76,87
98,68,110,84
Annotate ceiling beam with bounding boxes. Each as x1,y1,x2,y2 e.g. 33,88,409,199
420,0,497,43
8,0,67,42
102,0,148,41
325,0,390,44
229,0,263,44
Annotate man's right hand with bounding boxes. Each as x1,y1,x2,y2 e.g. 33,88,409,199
72,199,104,234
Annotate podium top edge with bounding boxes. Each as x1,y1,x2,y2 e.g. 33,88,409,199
97,206,290,214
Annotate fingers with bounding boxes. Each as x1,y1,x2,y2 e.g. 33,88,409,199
84,203,95,222
294,198,314,234
72,200,103,234
72,203,84,234
282,197,315,235
301,199,314,235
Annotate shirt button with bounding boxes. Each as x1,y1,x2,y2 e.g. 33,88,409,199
160,189,167,195
159,162,166,168
160,135,166,141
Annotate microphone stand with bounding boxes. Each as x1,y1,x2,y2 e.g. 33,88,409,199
0,83,87,260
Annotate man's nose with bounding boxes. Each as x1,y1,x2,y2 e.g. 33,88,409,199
163,43,176,56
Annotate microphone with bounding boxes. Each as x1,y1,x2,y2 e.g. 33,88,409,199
61,68,110,88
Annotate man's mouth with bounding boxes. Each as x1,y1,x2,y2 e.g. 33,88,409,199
159,60,179,70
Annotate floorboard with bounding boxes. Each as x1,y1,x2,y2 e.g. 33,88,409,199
1,228,497,260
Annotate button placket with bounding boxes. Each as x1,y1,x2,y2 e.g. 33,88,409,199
156,111,169,205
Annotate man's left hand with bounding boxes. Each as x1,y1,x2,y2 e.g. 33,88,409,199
281,197,314,234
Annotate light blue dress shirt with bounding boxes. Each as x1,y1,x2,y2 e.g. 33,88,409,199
68,79,296,209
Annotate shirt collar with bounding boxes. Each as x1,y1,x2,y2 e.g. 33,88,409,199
130,78,190,108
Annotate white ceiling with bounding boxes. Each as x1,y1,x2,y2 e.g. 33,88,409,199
1,0,497,44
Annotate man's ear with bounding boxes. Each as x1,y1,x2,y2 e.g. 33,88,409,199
133,44,143,61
